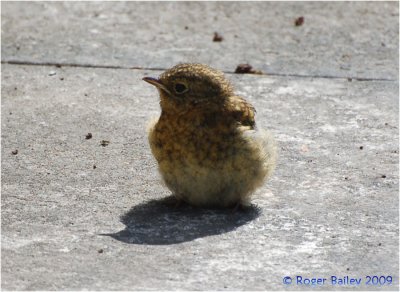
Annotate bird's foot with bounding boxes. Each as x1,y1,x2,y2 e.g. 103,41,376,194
231,201,245,213
164,196,184,209
173,198,183,209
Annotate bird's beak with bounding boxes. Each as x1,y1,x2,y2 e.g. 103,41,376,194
142,77,171,95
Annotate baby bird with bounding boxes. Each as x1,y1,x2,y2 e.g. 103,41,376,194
143,63,277,208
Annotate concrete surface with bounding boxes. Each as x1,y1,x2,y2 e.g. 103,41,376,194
1,1,398,80
1,1,399,291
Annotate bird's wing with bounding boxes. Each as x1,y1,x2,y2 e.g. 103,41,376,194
226,96,256,128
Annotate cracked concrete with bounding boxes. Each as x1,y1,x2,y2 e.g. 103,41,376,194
1,1,399,291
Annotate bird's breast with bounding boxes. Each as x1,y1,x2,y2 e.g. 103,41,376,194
149,112,241,168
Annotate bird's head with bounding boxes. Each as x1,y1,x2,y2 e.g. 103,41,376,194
143,63,234,112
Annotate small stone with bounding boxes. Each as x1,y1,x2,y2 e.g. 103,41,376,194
295,16,304,26
359,146,364,150
234,64,263,75
213,32,223,42
300,144,309,153
48,71,57,76
381,175,386,178
100,140,110,147
98,249,104,253
85,133,93,140
11,150,18,155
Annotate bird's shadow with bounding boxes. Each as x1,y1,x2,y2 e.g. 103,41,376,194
104,196,261,245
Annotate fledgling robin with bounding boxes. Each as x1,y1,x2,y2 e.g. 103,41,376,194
143,63,277,208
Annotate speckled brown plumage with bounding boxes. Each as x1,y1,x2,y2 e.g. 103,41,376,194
143,63,277,208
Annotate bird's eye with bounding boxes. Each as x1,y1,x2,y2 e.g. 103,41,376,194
174,83,188,94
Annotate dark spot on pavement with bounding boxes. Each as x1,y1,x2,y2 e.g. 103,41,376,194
234,64,263,75
295,16,304,26
213,32,223,42
100,140,110,147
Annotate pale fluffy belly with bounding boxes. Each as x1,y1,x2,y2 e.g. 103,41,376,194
150,125,277,208
161,163,243,207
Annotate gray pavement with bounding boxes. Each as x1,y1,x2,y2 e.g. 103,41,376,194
1,1,399,291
